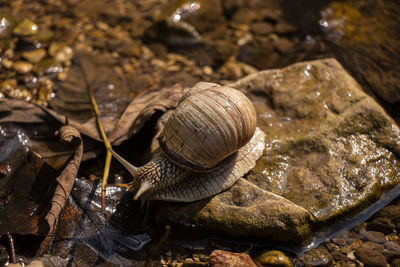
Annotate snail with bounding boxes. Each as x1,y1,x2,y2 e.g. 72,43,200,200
109,82,266,203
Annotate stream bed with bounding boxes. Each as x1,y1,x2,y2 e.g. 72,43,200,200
1,0,400,266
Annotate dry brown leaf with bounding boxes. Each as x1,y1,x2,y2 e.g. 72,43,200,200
0,99,55,123
0,83,183,145
108,83,183,144
45,124,83,231
210,250,258,267
43,83,183,145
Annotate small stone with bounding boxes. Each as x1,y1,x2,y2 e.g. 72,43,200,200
2,58,13,69
36,79,53,103
299,246,333,267
331,250,350,262
256,250,293,267
360,231,387,244
115,39,141,57
182,258,208,266
272,37,294,54
385,241,400,251
8,88,32,101
346,251,356,260
384,249,400,265
22,48,47,63
361,241,384,251
22,74,39,89
35,58,63,76
275,22,297,34
331,238,347,246
250,22,274,35
1,79,17,90
13,19,38,36
49,42,74,63
151,58,166,68
354,247,387,267
0,16,13,38
122,63,134,73
96,21,109,30
367,217,396,235
12,61,33,74
202,66,213,76
57,71,67,81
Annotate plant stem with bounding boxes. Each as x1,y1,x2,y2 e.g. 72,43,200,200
78,60,112,211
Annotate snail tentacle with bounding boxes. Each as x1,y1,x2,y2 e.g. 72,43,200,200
109,148,140,178
110,149,189,200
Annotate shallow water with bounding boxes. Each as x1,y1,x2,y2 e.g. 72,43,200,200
1,0,400,265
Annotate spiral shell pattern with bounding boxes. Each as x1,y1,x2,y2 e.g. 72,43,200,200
158,84,257,171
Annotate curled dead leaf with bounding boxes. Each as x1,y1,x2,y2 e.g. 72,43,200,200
45,124,83,231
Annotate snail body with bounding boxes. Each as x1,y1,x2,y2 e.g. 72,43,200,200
110,82,266,202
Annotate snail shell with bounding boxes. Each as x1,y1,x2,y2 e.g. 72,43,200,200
109,82,266,202
158,82,257,171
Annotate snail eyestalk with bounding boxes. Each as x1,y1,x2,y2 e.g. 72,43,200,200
133,181,151,200
109,148,140,178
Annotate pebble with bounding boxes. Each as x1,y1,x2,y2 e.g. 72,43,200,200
22,48,47,63
360,231,387,244
2,58,13,69
272,37,294,54
250,22,274,35
0,16,12,38
1,79,17,90
12,19,38,36
274,22,297,34
299,246,333,267
354,247,387,267
22,74,39,88
12,61,33,74
256,250,293,267
49,42,74,63
35,58,63,76
8,88,32,101
182,258,208,266
57,71,67,81
202,66,213,76
331,250,350,262
384,241,400,251
122,63,134,73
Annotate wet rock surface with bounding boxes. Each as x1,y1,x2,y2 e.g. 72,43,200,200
155,58,400,245
156,179,314,243
0,0,400,266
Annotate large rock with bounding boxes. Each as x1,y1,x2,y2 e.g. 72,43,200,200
156,58,400,244
156,179,314,244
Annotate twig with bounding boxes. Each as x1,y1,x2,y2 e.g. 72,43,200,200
77,60,112,211
145,225,171,267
